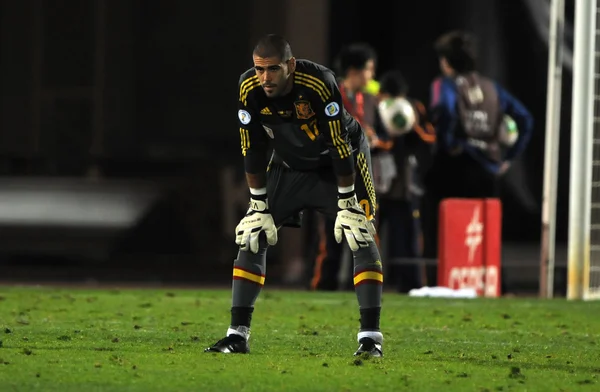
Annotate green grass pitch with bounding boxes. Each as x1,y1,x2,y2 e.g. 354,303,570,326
0,286,599,391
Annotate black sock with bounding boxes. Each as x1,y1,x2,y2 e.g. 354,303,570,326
231,306,254,328
360,307,381,331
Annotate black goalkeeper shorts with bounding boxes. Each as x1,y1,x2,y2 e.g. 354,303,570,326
267,137,377,227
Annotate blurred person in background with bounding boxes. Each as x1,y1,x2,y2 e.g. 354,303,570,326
309,43,379,292
421,30,534,273
373,70,436,293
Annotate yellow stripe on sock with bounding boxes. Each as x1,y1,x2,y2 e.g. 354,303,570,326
233,267,265,285
353,271,383,286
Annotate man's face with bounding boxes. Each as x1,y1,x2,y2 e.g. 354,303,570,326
346,59,376,91
253,55,295,98
439,57,454,77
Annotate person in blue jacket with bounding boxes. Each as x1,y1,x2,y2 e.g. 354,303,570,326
421,30,534,264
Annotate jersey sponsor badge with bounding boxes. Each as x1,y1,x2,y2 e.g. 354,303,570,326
325,102,340,117
238,109,251,124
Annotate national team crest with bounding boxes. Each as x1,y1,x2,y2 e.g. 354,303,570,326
294,100,315,120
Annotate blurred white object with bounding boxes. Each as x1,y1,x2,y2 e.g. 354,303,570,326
372,152,397,193
378,97,416,136
0,178,158,228
408,286,478,298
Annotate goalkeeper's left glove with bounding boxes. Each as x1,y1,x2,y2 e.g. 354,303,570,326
333,190,376,252
235,193,278,253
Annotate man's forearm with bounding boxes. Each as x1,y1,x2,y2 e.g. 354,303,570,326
330,151,356,188
337,173,355,189
246,172,267,191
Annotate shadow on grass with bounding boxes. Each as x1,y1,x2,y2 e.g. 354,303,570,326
430,355,600,374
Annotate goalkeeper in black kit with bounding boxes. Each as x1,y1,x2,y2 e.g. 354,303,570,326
205,34,384,357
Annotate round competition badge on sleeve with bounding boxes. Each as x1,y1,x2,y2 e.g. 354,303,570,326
325,102,340,117
238,109,251,125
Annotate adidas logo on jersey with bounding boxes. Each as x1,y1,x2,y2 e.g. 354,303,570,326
260,107,272,115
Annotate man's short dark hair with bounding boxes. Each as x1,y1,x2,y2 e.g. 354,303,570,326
335,43,377,77
434,30,477,74
378,70,409,97
253,34,294,61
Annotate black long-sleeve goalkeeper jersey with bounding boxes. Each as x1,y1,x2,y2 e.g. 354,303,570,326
237,59,364,177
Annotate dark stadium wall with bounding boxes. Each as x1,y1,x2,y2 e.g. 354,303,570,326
0,0,256,166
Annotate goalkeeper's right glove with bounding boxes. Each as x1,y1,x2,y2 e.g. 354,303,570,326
235,193,278,254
